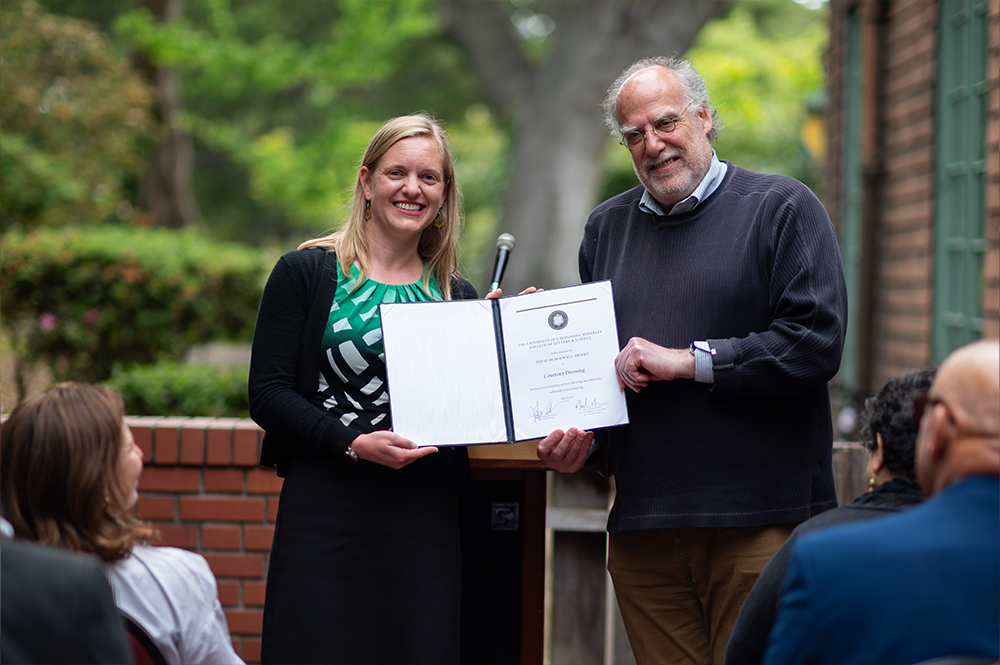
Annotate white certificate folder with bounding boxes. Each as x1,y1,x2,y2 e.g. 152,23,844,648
379,280,629,447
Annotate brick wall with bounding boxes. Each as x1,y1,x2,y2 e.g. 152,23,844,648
128,416,279,664
875,0,939,385
826,0,1000,394
986,0,1000,340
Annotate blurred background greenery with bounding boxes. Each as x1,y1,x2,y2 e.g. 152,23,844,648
0,0,828,416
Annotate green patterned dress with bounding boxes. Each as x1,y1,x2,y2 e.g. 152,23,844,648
313,262,441,430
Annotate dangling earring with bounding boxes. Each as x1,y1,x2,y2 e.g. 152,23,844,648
868,476,876,492
434,210,445,228
364,200,372,221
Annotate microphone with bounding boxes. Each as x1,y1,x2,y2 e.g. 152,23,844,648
488,233,516,293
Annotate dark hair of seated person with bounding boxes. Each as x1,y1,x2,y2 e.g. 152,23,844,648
858,366,936,480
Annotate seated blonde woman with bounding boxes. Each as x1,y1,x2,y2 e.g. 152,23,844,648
0,382,243,665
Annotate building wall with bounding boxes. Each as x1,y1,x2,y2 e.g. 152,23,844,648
826,0,1000,394
987,0,1000,338
875,0,938,384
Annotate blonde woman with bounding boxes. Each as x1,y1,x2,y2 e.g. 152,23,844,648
249,114,478,664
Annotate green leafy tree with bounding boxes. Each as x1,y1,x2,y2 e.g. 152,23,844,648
108,0,505,280
0,0,155,233
692,0,828,189
113,0,445,236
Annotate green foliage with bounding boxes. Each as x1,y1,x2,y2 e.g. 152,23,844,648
37,0,505,262
112,0,443,234
689,0,828,189
110,361,249,418
448,110,511,284
0,0,155,233
0,225,267,384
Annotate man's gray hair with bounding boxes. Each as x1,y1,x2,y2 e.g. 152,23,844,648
602,56,720,143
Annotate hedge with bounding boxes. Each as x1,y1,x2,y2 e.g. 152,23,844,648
0,225,267,385
109,360,250,418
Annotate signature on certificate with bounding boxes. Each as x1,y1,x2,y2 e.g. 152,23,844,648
575,397,608,411
528,398,572,422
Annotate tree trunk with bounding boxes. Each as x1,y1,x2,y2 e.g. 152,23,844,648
135,0,200,228
445,0,728,292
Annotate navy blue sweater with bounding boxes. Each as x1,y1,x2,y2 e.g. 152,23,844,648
580,164,848,531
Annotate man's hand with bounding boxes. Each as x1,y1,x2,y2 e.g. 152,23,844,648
537,427,594,473
349,431,437,469
615,337,695,392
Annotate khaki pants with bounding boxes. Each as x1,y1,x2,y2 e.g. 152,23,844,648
608,524,795,665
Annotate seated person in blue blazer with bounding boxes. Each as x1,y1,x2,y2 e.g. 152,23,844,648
725,367,933,665
762,339,999,665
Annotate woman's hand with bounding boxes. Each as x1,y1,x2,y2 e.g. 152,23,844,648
537,427,594,473
485,286,542,299
349,430,437,469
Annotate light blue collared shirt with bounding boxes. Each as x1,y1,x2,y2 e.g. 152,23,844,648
639,150,727,217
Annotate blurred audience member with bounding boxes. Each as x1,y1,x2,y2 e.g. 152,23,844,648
1,518,131,664
0,383,244,665
725,368,933,665
763,340,999,664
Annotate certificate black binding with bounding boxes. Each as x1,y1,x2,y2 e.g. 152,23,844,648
491,297,516,443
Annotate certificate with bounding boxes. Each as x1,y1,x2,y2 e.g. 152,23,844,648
379,281,628,446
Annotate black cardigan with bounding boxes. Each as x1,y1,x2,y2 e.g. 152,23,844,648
248,247,478,476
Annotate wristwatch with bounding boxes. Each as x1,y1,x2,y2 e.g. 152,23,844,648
689,340,714,384
345,445,359,463
689,340,712,355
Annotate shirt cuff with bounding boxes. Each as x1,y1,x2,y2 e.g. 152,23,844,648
691,340,715,384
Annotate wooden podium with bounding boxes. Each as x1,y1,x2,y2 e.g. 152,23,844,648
461,440,547,665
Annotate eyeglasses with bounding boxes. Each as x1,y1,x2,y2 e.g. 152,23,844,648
618,101,697,149
912,389,1000,439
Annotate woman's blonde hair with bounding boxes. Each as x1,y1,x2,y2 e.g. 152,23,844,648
0,382,154,561
299,113,463,300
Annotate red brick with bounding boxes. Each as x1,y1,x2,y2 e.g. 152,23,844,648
136,495,175,520
180,496,265,522
180,424,207,465
139,467,200,493
204,468,245,493
266,497,279,522
242,638,262,664
153,418,188,465
203,552,264,579
216,579,240,607
153,524,198,549
206,425,234,466
232,425,260,467
246,468,283,495
244,524,274,552
128,423,154,460
203,524,242,550
243,581,267,607
224,609,264,635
